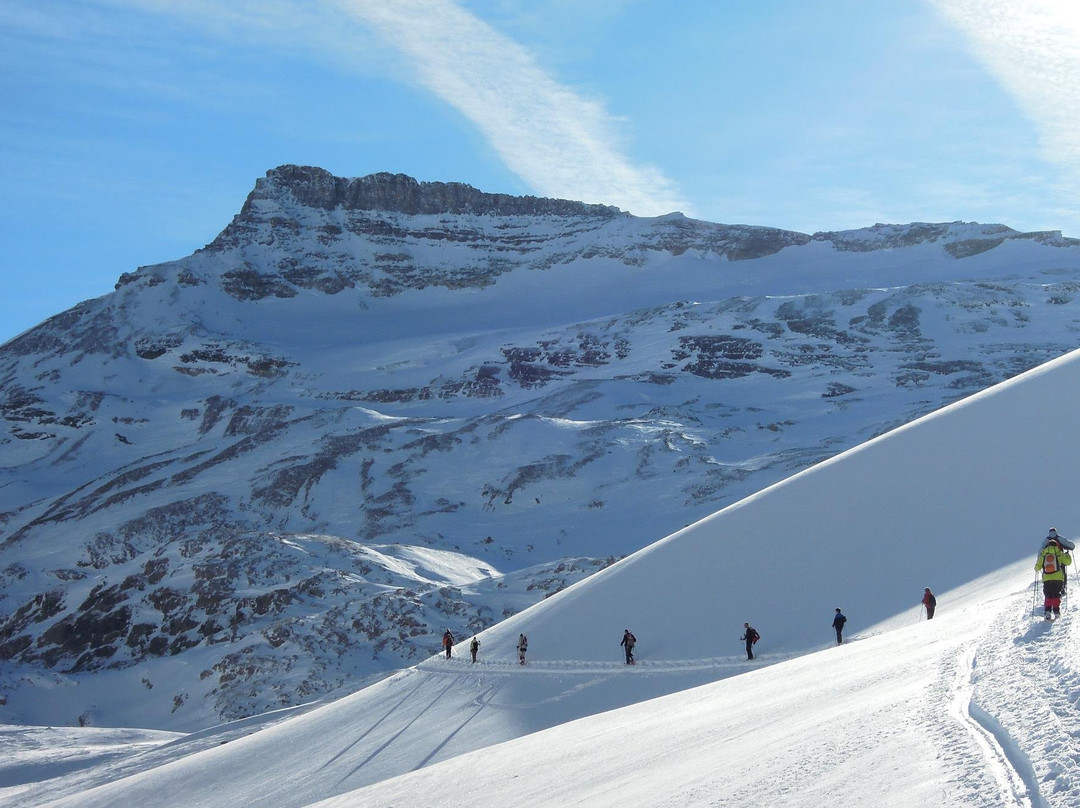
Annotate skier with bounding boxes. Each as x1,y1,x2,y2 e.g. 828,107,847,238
741,623,760,660
1044,527,1076,550
1036,531,1072,620
470,636,480,663
832,608,847,644
620,629,637,665
442,629,454,659
517,633,528,665
922,588,937,620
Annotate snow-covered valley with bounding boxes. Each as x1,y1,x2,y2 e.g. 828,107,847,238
4,335,1080,807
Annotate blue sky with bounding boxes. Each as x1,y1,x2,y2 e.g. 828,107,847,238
2,0,1078,345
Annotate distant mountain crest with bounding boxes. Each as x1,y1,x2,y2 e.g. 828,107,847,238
812,221,1078,254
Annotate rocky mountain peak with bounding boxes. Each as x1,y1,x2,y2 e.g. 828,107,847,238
7,163,1080,731
243,165,627,219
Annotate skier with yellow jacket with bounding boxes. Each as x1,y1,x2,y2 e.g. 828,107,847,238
1036,528,1073,620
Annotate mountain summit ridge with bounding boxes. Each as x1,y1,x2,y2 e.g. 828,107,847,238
241,164,627,219
213,164,1079,261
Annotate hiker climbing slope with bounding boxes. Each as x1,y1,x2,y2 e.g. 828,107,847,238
620,629,637,665
922,588,936,620
741,623,759,660
442,629,454,659
832,608,847,644
1036,529,1072,620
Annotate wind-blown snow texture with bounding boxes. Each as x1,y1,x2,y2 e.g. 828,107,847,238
2,165,1080,732
5,332,1080,807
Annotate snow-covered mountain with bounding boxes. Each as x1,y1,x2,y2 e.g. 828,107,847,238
5,331,1080,808
2,165,1080,729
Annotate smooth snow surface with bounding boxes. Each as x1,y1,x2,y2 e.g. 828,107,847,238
6,346,1080,806
319,564,1062,808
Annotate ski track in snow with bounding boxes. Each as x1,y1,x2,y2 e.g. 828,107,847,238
972,585,1080,808
930,581,1080,808
416,652,800,676
951,643,1042,808
9,578,1080,808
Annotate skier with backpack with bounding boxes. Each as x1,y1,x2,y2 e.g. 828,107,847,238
741,623,760,660
442,629,454,659
517,633,528,665
1036,529,1073,620
832,608,847,644
922,588,937,620
620,629,637,665
470,636,480,663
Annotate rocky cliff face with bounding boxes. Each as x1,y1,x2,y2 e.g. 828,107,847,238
243,164,628,217
2,166,1080,729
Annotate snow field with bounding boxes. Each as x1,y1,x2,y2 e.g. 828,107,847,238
10,563,1076,807
9,344,1080,806
320,564,1060,808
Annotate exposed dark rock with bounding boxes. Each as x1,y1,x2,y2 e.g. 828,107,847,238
221,267,299,301
823,383,858,398
246,165,626,219
944,238,1006,258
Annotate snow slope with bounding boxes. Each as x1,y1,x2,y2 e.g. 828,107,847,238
333,563,1061,808
9,325,1080,806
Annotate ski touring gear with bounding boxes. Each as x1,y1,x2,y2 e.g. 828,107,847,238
470,636,480,663
1036,543,1071,582
517,634,528,665
1044,552,1059,575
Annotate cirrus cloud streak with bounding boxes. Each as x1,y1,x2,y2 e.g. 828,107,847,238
337,0,690,216
929,0,1080,206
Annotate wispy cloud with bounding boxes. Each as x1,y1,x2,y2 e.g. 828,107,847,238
335,0,690,216
928,0,1080,209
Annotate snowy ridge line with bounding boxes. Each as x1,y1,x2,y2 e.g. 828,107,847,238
951,644,1046,808
415,653,801,675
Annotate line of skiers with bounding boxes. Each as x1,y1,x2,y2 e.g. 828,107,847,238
740,527,1066,659
442,630,529,664
439,529,1068,669
441,594,931,668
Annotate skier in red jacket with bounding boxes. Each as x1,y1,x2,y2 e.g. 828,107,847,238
442,629,454,659
922,588,937,620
